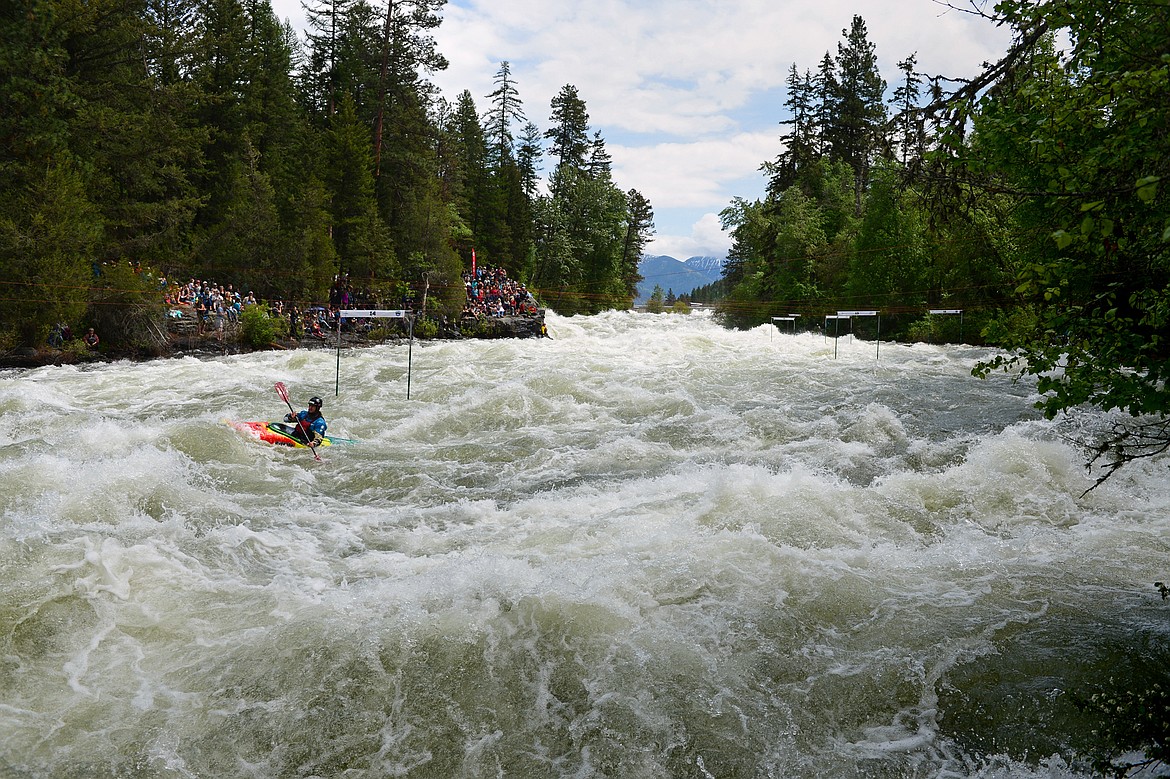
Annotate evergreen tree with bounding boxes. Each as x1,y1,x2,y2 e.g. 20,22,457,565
646,284,665,313
483,60,525,166
239,0,317,286
74,0,203,268
449,90,496,259
372,0,449,173
812,52,838,159
767,64,818,196
890,53,924,167
512,121,544,280
530,192,576,303
302,0,356,117
587,131,612,179
497,156,533,277
549,166,621,311
239,0,303,164
543,94,629,312
324,92,386,290
516,121,544,199
828,15,887,213
0,161,103,346
145,0,200,85
619,189,654,303
481,62,530,271
270,174,338,302
192,140,284,292
545,84,591,176
190,0,253,262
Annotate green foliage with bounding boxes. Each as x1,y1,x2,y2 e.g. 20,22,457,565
60,336,93,361
88,261,168,352
0,160,102,346
716,272,772,330
545,85,591,172
646,285,665,314
714,0,1169,449
848,164,929,310
239,305,278,348
905,314,944,344
459,317,494,338
829,15,887,213
718,161,852,329
620,189,654,301
905,312,969,344
688,277,729,305
960,4,1170,422
413,317,439,339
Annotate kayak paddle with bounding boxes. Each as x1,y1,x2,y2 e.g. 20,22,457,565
274,381,322,461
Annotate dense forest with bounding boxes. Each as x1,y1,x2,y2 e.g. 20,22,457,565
0,0,654,352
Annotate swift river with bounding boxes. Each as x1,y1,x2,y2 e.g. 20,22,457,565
2,310,1167,778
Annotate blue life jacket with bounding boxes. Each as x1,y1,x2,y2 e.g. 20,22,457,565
290,411,327,441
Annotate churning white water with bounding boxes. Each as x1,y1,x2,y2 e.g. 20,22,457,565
2,310,1168,778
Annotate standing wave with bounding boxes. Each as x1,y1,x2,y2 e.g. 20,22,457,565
0,311,1166,778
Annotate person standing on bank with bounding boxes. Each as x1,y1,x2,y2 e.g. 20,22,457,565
285,395,327,446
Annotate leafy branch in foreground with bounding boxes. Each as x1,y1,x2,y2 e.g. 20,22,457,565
1081,418,1170,495
924,0,1170,486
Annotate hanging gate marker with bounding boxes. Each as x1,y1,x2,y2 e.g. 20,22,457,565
335,309,414,398
928,309,964,344
831,310,881,359
770,314,801,339
824,314,848,358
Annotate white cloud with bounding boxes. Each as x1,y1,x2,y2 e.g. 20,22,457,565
647,213,732,260
430,0,1010,132
610,132,775,209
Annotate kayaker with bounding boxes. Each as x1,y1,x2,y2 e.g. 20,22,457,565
285,395,327,446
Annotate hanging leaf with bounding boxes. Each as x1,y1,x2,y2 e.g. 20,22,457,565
1136,175,1160,202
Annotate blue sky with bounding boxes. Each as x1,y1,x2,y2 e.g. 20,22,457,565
272,0,1012,260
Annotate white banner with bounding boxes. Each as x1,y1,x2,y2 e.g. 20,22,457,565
339,309,408,319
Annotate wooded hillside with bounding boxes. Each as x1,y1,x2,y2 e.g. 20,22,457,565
0,0,654,350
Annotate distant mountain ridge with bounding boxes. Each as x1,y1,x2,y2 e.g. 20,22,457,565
636,255,725,304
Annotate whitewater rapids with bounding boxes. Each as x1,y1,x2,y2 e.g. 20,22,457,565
2,310,1167,778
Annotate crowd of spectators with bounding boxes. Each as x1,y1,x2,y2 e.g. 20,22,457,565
155,266,541,343
462,265,539,319
166,274,384,341
40,259,545,356
169,279,257,340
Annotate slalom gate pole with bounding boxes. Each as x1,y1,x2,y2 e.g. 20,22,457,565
407,314,414,400
336,309,412,398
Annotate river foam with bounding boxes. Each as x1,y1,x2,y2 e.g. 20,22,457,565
1,310,1166,777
